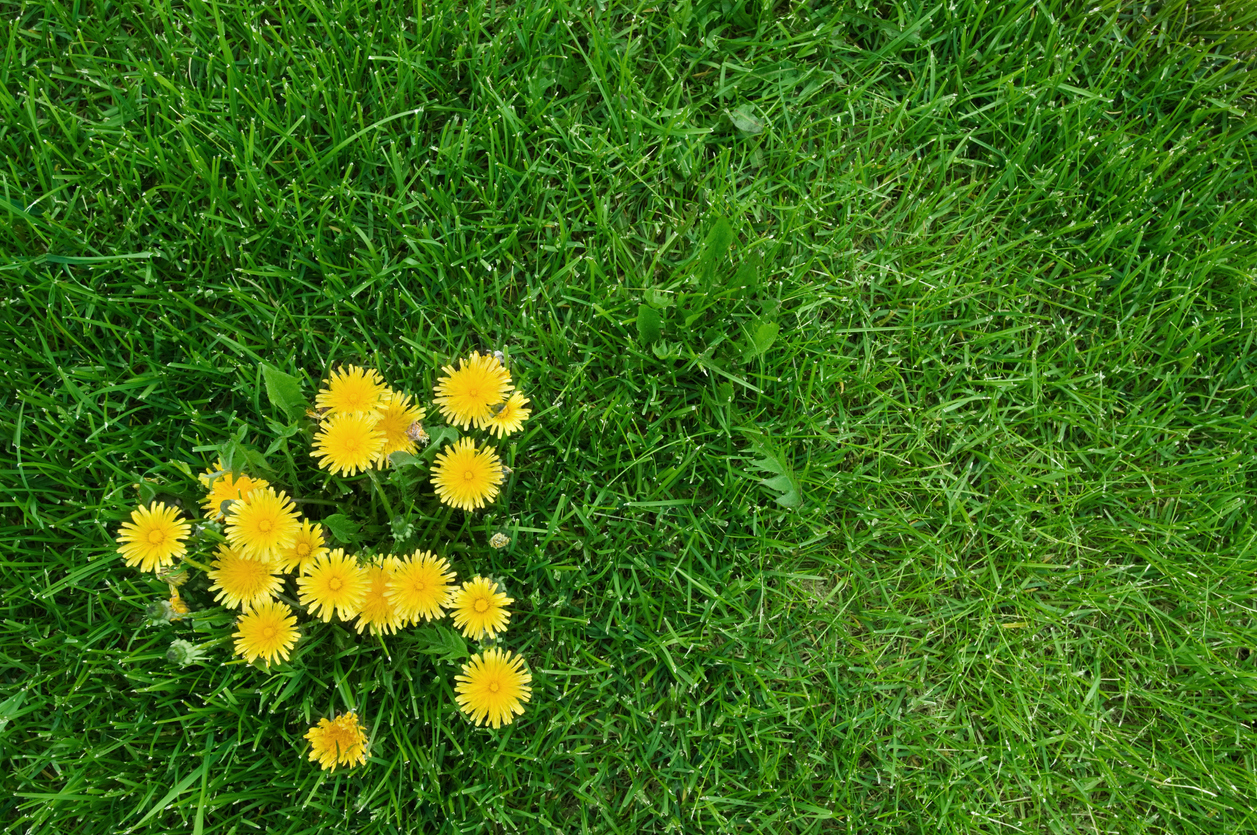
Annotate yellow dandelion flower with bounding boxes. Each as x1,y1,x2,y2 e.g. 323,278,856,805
483,392,531,439
311,411,386,477
450,576,513,640
386,550,456,624
224,487,301,562
116,501,192,573
433,351,512,429
207,543,283,611
353,558,405,635
297,549,369,622
455,648,532,729
276,519,328,575
304,712,369,772
431,437,504,512
168,588,190,617
315,365,387,416
372,389,428,465
199,461,270,520
232,601,300,667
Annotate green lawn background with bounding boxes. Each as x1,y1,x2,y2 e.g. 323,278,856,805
2,0,1256,832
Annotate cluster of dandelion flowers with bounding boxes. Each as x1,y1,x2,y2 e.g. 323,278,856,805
315,365,387,416
373,389,427,462
233,600,300,667
431,437,504,512
224,486,301,561
450,576,513,640
199,463,269,521
484,392,531,439
354,559,405,636
305,712,369,772
433,351,512,429
116,501,192,573
297,549,369,622
277,519,328,575
387,551,456,623
312,411,386,476
207,544,283,611
455,648,532,729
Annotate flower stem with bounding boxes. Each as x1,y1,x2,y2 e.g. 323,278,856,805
365,469,396,523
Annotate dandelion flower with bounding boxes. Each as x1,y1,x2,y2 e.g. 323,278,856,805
232,601,300,667
431,437,504,512
224,487,301,562
372,389,427,464
207,544,283,611
433,352,512,429
199,461,269,520
277,519,328,575
315,365,387,416
450,576,513,640
455,648,532,729
297,549,369,622
483,392,531,438
304,712,369,772
311,411,386,476
386,551,456,624
168,588,190,617
353,558,406,635
116,501,192,573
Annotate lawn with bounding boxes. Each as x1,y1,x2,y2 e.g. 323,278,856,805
3,0,1257,832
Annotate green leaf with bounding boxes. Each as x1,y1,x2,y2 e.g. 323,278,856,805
637,303,663,344
744,320,779,359
727,106,765,135
261,363,306,422
699,217,735,288
734,251,760,292
322,513,361,545
740,431,803,508
389,450,421,469
644,287,674,309
412,624,469,664
652,339,683,360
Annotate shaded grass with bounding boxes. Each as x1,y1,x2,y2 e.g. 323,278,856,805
2,0,1257,832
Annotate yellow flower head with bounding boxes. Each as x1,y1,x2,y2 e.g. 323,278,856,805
297,549,369,622
199,461,269,521
311,411,386,477
232,600,300,667
224,487,301,562
116,501,192,573
353,558,405,636
433,352,512,429
315,365,387,416
386,550,456,624
450,576,513,640
431,437,504,512
304,712,369,772
168,588,190,617
455,647,532,729
276,519,328,575
483,392,531,438
207,543,283,611
372,389,428,465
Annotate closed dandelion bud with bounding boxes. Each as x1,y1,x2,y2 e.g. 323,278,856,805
166,639,210,667
489,532,510,549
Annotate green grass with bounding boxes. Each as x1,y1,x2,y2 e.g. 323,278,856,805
3,0,1257,832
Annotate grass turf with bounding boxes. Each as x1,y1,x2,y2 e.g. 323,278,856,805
3,0,1257,832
